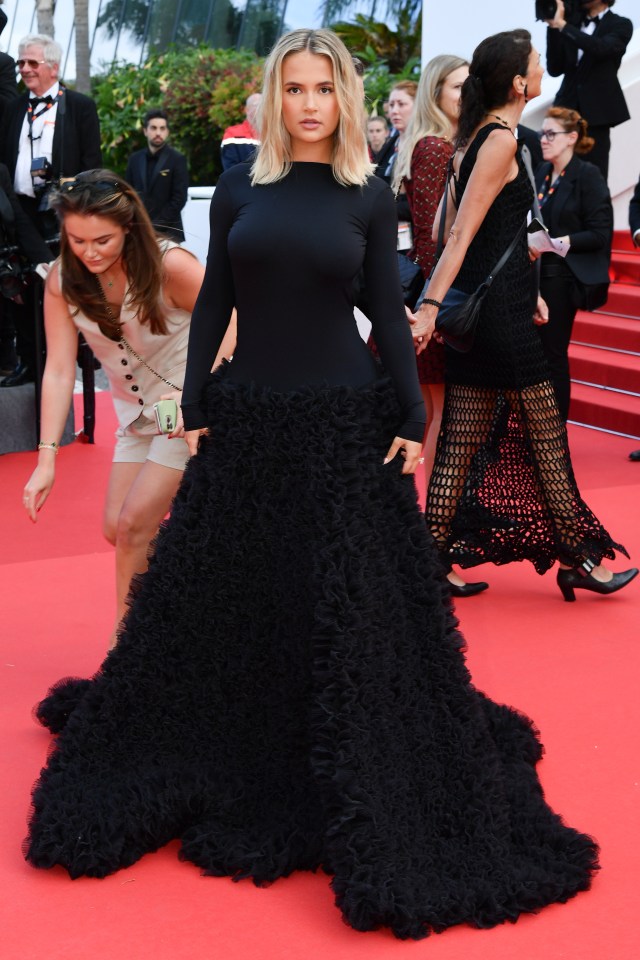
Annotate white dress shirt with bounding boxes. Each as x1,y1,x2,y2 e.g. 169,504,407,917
14,81,60,198
577,10,603,62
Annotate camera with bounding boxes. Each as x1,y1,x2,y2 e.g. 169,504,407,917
30,156,52,181
535,0,582,22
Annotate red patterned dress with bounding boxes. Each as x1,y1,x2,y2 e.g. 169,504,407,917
405,136,454,383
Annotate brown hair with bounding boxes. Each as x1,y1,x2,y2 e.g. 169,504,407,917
389,80,418,100
458,29,532,148
50,169,170,335
545,107,594,155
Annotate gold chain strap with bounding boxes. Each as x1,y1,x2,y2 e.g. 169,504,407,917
95,277,180,391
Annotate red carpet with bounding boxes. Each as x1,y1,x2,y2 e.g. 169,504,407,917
2,393,639,959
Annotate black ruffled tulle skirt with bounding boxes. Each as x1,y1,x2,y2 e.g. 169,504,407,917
25,370,598,940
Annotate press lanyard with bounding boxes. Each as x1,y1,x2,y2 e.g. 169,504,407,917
26,92,59,161
538,168,566,207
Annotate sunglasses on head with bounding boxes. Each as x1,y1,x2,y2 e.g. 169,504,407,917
58,179,122,196
16,59,47,70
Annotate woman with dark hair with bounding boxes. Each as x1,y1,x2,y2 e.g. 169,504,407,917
21,170,234,648
529,107,612,420
26,31,599,940
412,29,636,600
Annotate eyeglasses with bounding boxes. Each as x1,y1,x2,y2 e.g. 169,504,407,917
538,129,571,142
16,59,47,70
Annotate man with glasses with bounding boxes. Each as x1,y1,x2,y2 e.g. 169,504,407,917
0,34,101,387
544,0,632,181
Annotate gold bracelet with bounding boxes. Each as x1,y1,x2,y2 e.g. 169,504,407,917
38,441,59,453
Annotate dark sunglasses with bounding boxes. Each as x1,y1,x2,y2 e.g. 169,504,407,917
58,179,122,196
16,59,47,69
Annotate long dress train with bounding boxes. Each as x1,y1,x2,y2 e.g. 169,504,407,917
26,371,598,940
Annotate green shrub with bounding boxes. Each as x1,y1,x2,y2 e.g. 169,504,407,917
92,46,263,185
92,41,419,184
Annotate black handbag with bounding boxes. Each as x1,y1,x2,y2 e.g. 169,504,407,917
397,251,424,309
419,161,526,352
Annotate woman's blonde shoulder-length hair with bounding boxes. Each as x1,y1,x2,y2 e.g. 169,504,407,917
393,54,468,193
251,28,375,188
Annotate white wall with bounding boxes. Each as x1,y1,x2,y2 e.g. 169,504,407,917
421,0,639,229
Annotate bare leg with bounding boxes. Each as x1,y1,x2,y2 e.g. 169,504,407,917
103,460,183,648
421,382,444,481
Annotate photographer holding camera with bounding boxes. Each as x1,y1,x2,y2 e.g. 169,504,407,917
542,1,632,181
0,34,101,387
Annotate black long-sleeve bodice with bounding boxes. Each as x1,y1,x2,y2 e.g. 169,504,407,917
181,162,425,441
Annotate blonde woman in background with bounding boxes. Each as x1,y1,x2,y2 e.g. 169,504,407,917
393,55,485,597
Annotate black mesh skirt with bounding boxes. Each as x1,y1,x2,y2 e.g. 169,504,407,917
25,369,598,940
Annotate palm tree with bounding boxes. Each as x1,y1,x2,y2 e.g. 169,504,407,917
35,0,56,36
321,0,421,28
74,0,91,93
331,6,421,75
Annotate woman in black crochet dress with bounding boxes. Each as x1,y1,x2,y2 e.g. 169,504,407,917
413,29,637,601
26,29,599,940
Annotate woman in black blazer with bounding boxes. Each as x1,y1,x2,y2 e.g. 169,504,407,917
530,107,612,421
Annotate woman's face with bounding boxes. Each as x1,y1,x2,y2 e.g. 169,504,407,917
388,88,415,134
524,46,544,103
281,51,340,163
64,213,128,275
437,65,469,125
367,118,388,152
539,116,577,164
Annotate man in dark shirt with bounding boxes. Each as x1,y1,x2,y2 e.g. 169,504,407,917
125,109,188,243
545,0,632,181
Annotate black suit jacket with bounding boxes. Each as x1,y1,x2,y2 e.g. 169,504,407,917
547,11,632,128
125,144,188,243
629,174,640,244
0,52,17,127
374,130,399,181
0,162,51,263
535,155,612,286
1,86,102,184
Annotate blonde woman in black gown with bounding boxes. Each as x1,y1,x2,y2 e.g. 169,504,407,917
413,29,636,601
26,29,599,940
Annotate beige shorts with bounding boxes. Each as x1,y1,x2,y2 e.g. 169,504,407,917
113,431,190,471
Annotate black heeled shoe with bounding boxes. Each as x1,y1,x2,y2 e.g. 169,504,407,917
557,560,638,602
447,578,489,598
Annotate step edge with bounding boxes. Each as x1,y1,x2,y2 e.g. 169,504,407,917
570,341,640,358
566,419,640,441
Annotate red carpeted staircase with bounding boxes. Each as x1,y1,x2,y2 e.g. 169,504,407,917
568,231,640,439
